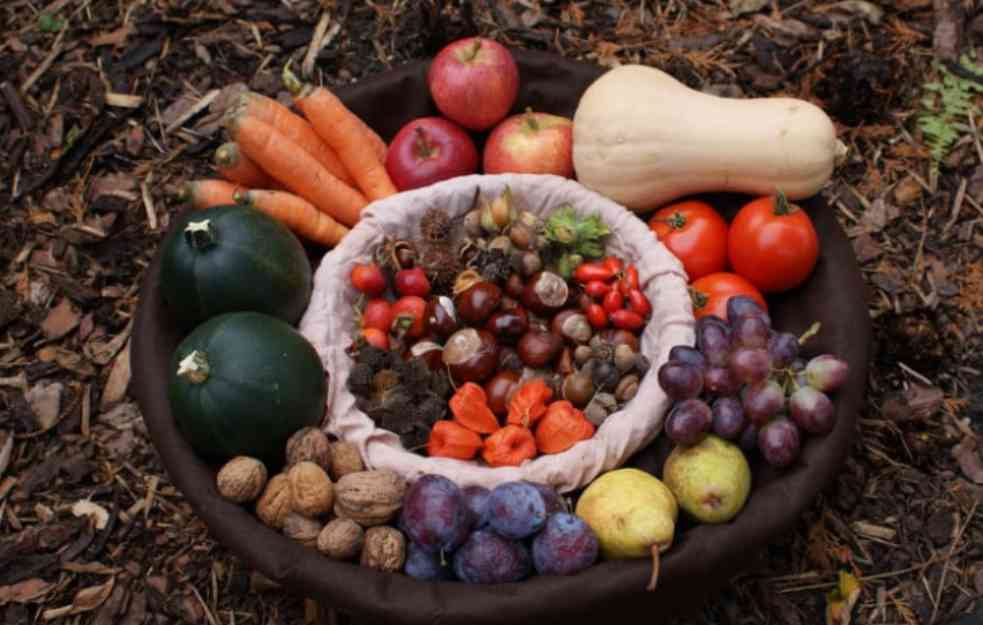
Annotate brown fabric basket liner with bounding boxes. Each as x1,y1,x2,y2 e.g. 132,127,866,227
131,49,871,625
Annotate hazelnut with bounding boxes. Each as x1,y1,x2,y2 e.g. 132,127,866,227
584,392,618,426
216,456,268,503
317,518,365,560
615,374,640,402
283,513,322,548
360,526,406,572
329,442,365,481
562,372,594,408
613,344,637,373
288,461,334,518
574,345,593,365
256,474,293,529
285,427,333,473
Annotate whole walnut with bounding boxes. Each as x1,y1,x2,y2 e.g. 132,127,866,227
283,513,322,548
329,441,364,481
256,474,292,528
317,517,364,560
360,526,406,572
286,427,333,472
216,456,267,503
287,461,334,518
333,470,405,527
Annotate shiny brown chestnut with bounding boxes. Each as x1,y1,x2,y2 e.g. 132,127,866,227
425,296,458,340
505,273,525,299
498,347,524,372
442,328,500,384
556,347,575,376
409,341,444,371
551,310,592,344
498,296,520,312
454,282,502,325
521,271,569,317
516,330,563,368
485,307,529,344
484,370,521,417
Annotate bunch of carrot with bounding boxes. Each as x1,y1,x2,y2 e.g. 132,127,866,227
179,67,396,247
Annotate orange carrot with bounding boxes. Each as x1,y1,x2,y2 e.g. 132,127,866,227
176,179,245,210
230,92,357,187
284,70,397,202
213,142,279,189
233,115,368,227
355,116,388,162
237,189,349,247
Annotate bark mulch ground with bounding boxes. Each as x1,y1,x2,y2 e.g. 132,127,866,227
1,1,982,624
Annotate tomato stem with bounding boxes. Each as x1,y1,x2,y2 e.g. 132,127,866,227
688,287,708,310
774,189,796,216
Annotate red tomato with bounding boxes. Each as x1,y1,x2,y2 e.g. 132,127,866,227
361,328,390,350
584,280,612,298
609,309,644,332
627,289,651,318
602,290,624,314
602,256,624,275
573,261,614,284
618,265,639,296
391,296,428,338
728,193,819,293
362,299,394,332
648,199,728,281
585,304,608,329
689,272,768,321
350,263,387,296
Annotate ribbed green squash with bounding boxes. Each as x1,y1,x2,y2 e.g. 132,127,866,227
168,311,327,465
159,204,312,329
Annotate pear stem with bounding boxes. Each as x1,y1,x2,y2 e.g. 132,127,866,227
646,544,661,592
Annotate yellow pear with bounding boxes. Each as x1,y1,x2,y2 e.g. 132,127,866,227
575,468,678,590
663,435,751,524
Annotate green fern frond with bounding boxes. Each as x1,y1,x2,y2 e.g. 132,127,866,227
917,54,983,167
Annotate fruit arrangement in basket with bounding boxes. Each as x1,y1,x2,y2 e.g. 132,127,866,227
155,34,855,589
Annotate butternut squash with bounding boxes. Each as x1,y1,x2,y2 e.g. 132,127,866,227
572,64,848,211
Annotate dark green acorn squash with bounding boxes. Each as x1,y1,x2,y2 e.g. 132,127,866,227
159,204,312,329
168,311,327,466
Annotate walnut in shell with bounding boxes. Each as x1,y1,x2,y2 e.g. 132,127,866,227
288,461,334,518
333,470,405,527
317,517,365,560
216,456,267,503
329,441,364,481
360,526,406,572
256,473,292,528
283,513,322,548
286,427,333,472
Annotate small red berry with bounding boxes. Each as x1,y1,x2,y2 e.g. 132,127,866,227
627,289,652,318
602,290,624,314
350,263,387,296
610,309,644,332
586,304,608,330
391,296,428,338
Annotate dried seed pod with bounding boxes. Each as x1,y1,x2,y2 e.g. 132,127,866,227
329,442,365,481
216,456,268,504
463,210,483,238
283,513,322,548
285,427,333,472
256,474,293,529
360,526,406,572
317,517,365,560
288,461,334,518
334,470,406,527
615,374,640,402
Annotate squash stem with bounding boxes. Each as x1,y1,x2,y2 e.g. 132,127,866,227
773,190,795,216
185,220,216,250
177,350,210,384
646,544,661,592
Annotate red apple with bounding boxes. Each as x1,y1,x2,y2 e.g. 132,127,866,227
427,37,519,131
483,110,574,177
385,117,479,191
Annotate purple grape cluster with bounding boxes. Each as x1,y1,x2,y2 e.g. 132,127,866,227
399,476,597,583
657,296,850,468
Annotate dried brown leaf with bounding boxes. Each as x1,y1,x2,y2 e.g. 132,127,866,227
830,1,885,25
851,233,881,264
0,431,12,479
975,567,983,595
0,578,54,604
826,570,862,625
730,0,768,17
88,25,133,48
42,577,115,620
40,298,80,340
100,340,131,410
953,436,983,484
25,382,63,431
